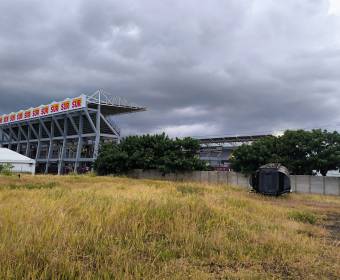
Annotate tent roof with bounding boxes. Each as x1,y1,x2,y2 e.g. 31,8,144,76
0,148,35,164
259,163,290,176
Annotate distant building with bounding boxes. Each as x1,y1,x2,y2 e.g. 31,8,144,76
195,134,271,170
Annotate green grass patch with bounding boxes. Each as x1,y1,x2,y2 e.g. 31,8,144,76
288,210,318,224
2,182,58,190
176,184,205,195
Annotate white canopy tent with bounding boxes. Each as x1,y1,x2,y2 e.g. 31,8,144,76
0,148,36,175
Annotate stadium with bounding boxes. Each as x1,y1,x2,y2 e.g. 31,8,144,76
196,134,270,170
0,90,146,174
0,88,272,174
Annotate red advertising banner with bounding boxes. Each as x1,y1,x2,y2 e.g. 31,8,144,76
50,103,59,113
32,108,40,117
24,110,31,119
17,112,23,120
0,95,86,125
72,98,82,109
61,100,70,111
41,106,49,116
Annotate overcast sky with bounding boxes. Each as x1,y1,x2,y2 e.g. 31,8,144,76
1,0,340,137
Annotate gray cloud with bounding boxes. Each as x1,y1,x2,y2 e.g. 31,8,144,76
1,0,340,137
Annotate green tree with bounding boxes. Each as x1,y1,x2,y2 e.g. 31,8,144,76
229,136,279,175
94,133,206,175
230,129,340,176
93,144,129,175
277,130,315,175
309,130,340,176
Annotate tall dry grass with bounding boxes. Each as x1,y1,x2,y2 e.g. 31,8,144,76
0,175,339,279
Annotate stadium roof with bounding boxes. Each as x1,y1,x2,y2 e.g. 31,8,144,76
195,134,272,145
87,89,146,116
0,148,35,164
0,89,146,126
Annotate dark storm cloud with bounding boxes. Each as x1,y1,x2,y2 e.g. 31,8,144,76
1,0,340,137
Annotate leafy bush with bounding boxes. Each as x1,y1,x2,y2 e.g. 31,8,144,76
0,163,14,176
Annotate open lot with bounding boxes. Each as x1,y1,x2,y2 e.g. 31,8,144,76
0,175,339,279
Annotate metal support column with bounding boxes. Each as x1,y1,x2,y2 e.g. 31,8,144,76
8,126,17,150
8,128,12,150
93,92,101,158
58,117,68,175
0,127,4,147
16,126,21,153
26,124,31,156
45,120,54,174
36,121,42,168
74,112,83,173
18,123,28,154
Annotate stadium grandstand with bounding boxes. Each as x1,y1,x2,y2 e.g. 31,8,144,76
0,89,146,174
195,134,271,170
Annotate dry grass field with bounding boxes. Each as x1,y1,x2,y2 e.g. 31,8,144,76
0,175,339,279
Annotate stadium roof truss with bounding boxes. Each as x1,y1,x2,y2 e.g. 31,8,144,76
196,134,272,147
0,89,146,174
196,134,272,167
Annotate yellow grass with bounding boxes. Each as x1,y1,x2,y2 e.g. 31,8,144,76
0,175,339,279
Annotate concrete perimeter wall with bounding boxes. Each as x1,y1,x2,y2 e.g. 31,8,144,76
128,170,340,196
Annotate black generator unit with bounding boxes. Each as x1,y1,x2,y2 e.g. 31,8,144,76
251,163,291,196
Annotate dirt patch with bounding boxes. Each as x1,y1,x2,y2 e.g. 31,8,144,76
323,212,340,245
266,197,339,210
264,195,340,245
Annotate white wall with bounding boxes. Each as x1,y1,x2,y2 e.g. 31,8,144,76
10,163,36,175
129,170,340,196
